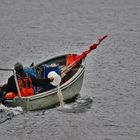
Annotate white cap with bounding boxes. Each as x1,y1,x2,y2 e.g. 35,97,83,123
48,71,61,86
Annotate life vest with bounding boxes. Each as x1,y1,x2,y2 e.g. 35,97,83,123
17,74,34,97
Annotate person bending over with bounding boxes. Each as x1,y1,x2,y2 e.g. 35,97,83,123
0,62,54,98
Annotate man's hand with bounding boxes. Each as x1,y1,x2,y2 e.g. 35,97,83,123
49,76,54,82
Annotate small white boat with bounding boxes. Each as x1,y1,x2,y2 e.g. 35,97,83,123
1,54,85,111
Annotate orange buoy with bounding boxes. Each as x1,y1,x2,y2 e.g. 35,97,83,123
66,54,79,65
4,92,18,99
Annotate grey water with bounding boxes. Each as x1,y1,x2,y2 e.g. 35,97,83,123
0,0,140,140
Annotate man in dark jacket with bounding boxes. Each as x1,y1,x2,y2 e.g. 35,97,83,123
1,62,54,95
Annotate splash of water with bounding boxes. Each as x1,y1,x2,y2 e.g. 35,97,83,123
57,85,65,109
0,104,23,124
57,95,93,113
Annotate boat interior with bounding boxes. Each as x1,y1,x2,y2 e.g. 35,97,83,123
31,54,82,93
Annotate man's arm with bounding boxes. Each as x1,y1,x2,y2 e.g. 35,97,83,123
31,75,53,86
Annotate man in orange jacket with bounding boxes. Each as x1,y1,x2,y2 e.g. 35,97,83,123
0,62,54,100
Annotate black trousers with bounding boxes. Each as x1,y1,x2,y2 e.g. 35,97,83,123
0,91,4,103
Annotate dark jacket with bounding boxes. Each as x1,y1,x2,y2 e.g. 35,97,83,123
1,70,52,93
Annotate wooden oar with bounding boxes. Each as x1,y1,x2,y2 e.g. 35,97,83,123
61,35,108,78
